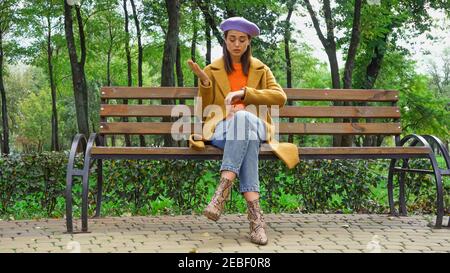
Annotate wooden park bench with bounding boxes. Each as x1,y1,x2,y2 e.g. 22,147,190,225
65,87,450,233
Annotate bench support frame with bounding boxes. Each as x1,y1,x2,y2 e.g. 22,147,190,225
66,133,103,233
388,134,450,229
65,133,450,233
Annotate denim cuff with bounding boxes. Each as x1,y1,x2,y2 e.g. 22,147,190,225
240,186,260,193
220,164,240,177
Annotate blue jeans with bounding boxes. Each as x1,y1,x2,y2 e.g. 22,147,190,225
210,111,267,193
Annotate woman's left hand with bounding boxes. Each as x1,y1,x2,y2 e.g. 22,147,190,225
224,89,245,105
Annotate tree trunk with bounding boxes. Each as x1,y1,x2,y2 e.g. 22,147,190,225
129,0,142,87
124,0,132,87
362,30,389,147
106,21,113,86
341,0,363,147
325,47,341,89
0,29,9,155
0,128,3,154
106,20,115,146
322,0,341,89
130,0,146,146
64,1,90,138
122,0,132,147
205,16,211,65
176,40,184,147
47,13,59,151
284,1,294,144
343,0,362,89
161,0,180,147
191,11,198,86
176,41,183,87
197,0,224,46
304,0,345,146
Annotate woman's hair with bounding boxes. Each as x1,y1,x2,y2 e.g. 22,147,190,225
223,30,252,76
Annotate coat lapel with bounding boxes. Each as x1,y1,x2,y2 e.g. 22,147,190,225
211,69,230,99
247,68,264,89
210,57,265,99
247,57,265,89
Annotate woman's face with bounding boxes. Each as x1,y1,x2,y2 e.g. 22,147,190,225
225,30,250,59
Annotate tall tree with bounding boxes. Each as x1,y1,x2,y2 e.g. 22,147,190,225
342,0,362,89
122,0,132,146
129,0,143,87
101,0,121,146
176,40,184,87
428,47,450,98
347,0,450,146
105,7,117,86
197,0,224,46
123,0,132,87
0,0,13,154
303,0,340,89
130,0,146,146
303,0,363,146
63,0,90,137
204,16,211,65
190,2,199,86
161,0,180,147
21,0,66,151
282,0,296,144
46,0,60,151
161,0,180,86
303,0,361,146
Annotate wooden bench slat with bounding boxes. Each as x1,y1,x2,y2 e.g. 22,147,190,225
100,105,401,118
99,122,402,135
285,89,398,101
101,87,196,99
91,146,430,156
100,87,399,102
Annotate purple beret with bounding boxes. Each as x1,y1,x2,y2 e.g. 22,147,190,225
219,17,260,37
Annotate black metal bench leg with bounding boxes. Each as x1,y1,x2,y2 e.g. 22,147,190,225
81,166,90,232
420,135,450,228
65,134,87,234
387,158,398,216
429,155,444,228
79,133,100,233
65,173,74,233
95,159,103,218
399,159,409,216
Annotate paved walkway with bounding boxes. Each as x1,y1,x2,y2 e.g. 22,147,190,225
0,214,449,253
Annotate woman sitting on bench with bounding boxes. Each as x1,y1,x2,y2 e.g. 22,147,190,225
187,17,299,245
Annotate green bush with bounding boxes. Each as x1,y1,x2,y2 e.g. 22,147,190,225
0,152,448,220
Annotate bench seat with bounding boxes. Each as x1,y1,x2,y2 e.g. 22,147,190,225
90,146,431,160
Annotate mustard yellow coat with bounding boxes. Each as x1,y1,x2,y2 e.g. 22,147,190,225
188,57,300,169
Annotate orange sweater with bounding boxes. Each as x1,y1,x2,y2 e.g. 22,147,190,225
227,63,247,108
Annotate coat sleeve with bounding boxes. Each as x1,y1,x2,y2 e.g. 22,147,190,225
196,65,215,118
195,66,214,120
242,66,287,108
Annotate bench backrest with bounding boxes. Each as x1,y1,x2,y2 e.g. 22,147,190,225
98,87,401,146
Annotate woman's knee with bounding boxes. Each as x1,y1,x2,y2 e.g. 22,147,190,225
230,111,265,140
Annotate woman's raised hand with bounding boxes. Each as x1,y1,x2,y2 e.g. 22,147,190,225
187,59,210,86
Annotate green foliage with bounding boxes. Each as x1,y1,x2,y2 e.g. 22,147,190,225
16,88,52,152
400,75,450,138
1,0,448,152
1,153,448,219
